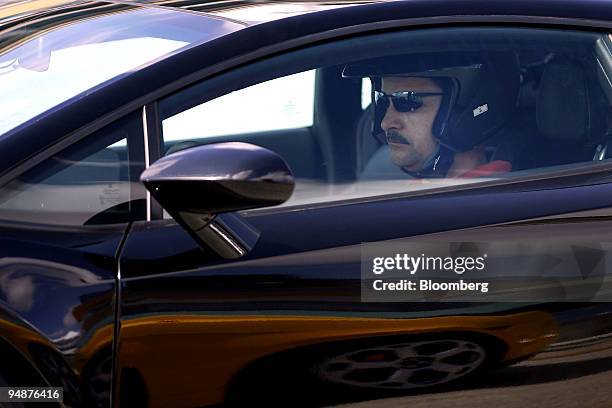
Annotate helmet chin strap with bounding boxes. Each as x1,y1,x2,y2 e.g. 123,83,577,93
401,144,455,178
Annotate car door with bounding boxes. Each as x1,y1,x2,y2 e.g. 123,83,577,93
0,110,146,407
116,25,612,407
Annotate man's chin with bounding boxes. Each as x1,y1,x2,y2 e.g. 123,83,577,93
389,147,417,168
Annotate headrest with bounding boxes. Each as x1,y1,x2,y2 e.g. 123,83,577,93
536,56,607,142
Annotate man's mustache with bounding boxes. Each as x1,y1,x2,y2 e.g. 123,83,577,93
386,130,410,145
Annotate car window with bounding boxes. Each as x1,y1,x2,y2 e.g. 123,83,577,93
0,111,146,226
158,27,612,212
163,70,316,142
361,78,372,110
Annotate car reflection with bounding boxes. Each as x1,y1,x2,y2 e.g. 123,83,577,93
5,300,612,407
112,309,557,407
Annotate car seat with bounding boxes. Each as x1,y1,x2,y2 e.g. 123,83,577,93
493,55,609,170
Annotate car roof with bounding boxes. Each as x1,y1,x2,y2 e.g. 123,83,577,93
1,0,612,179
2,0,612,27
1,0,610,46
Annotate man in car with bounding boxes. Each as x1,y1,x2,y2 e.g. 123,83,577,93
344,52,521,178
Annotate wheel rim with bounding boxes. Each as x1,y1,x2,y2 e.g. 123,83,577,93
316,339,487,390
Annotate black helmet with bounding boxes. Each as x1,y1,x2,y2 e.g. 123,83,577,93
343,51,520,152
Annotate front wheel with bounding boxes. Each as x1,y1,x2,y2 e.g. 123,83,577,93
227,334,504,407
314,338,488,390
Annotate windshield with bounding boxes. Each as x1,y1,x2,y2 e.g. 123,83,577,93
0,5,242,137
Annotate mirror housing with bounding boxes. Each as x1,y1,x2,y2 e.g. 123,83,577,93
140,142,294,258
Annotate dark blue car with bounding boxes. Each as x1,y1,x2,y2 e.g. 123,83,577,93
1,0,612,406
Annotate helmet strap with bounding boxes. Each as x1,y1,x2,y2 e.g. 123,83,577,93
431,78,454,139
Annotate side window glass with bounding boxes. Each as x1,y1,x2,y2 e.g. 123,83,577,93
0,112,146,226
361,78,372,110
159,28,612,211
162,70,316,144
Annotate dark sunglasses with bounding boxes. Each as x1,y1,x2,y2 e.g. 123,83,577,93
374,90,443,113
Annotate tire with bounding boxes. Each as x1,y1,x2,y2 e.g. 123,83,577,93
311,335,493,391
227,333,505,407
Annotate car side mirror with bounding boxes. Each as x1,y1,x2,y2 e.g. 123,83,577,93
140,142,294,258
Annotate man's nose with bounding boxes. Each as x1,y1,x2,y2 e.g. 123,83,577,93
380,102,400,132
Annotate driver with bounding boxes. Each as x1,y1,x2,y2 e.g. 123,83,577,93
344,52,521,178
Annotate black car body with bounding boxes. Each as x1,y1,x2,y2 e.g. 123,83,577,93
1,0,612,407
